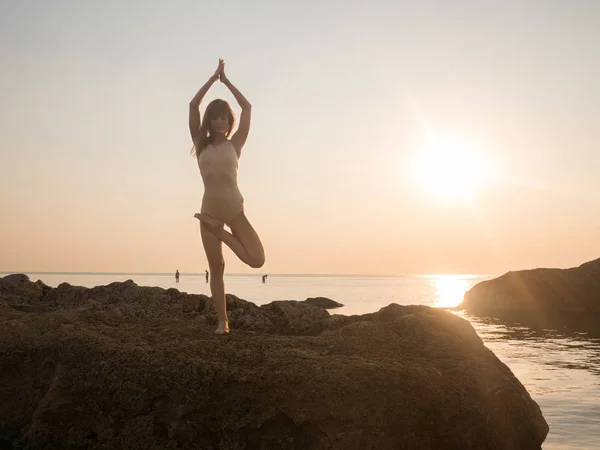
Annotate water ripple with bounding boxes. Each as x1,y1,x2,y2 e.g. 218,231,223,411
462,312,600,449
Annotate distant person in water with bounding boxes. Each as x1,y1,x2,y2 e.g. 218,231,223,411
205,270,209,283
189,59,265,335
262,274,268,283
175,270,180,283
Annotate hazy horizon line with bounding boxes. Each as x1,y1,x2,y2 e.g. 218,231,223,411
0,271,496,278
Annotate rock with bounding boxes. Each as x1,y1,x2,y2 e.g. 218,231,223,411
460,258,600,325
0,275,548,449
304,296,344,309
260,300,330,335
180,295,209,314
0,274,51,306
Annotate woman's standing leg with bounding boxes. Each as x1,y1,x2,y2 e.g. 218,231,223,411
200,221,229,334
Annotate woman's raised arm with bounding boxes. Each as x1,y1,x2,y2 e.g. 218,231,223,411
220,63,251,154
189,59,223,145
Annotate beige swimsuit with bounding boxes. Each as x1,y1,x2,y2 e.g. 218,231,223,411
197,140,244,224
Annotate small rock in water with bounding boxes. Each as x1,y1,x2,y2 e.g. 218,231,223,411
304,296,344,309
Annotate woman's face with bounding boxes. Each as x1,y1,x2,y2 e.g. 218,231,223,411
210,113,229,135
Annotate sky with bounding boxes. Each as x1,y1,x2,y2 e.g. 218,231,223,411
1,0,599,275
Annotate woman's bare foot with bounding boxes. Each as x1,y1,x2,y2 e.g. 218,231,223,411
194,212,223,234
215,321,230,335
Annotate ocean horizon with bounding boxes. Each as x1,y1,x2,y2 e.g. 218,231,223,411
0,271,495,277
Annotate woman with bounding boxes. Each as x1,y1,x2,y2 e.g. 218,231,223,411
189,59,265,335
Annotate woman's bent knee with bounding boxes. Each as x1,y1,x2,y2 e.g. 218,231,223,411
248,255,265,269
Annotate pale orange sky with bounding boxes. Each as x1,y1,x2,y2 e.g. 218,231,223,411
2,1,600,275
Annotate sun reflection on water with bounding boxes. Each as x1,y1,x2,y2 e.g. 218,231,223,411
424,274,475,308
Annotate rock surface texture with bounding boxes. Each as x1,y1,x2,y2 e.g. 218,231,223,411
461,258,600,329
0,274,548,449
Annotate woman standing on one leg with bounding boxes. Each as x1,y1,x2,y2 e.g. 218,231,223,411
189,59,265,335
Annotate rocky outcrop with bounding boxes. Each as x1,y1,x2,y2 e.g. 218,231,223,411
0,274,548,449
0,273,51,306
304,297,344,309
460,258,600,325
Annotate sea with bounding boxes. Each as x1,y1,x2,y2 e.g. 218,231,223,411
3,272,599,450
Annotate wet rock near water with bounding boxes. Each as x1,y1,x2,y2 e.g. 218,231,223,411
1,274,548,449
460,258,600,328
303,296,344,309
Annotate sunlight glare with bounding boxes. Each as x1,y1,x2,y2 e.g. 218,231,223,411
427,275,471,308
413,136,489,200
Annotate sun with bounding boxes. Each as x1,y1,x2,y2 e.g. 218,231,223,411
412,136,489,200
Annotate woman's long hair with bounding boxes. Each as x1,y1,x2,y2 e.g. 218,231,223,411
192,99,236,157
